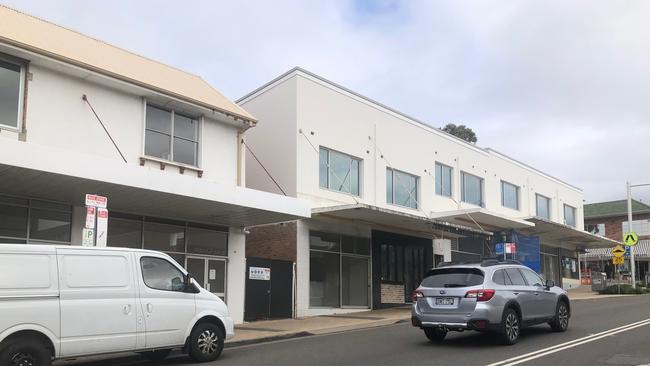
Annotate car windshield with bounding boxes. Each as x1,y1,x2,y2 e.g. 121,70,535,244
421,268,484,288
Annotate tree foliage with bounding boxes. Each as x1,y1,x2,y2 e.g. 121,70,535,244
441,123,477,143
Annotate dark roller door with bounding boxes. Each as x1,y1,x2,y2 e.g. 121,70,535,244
245,258,293,321
269,260,293,319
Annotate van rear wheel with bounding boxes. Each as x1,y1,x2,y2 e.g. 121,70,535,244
188,322,224,363
0,336,52,366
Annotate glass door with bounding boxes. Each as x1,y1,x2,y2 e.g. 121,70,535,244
185,256,227,301
341,256,369,307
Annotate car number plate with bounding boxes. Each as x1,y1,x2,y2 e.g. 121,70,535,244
435,297,454,305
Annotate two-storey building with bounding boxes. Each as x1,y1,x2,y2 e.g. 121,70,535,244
0,6,309,323
240,67,616,319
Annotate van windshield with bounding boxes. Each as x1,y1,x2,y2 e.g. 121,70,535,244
420,268,484,288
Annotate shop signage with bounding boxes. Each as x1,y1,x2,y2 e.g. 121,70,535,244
95,208,108,247
82,228,94,246
85,194,108,208
249,267,271,281
623,231,639,246
495,243,516,254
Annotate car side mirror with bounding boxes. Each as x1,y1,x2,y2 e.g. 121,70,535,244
184,275,199,293
545,279,555,289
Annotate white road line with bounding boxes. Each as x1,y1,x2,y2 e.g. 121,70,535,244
486,318,650,366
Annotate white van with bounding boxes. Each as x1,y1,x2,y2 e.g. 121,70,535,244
0,244,234,365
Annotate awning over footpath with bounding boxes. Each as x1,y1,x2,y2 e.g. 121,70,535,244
312,204,492,238
428,208,534,231
0,139,310,227
584,240,650,258
520,217,620,250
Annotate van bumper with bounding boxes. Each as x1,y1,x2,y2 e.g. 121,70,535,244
223,316,235,339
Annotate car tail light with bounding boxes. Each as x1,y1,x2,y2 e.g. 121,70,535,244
465,289,495,302
412,290,424,302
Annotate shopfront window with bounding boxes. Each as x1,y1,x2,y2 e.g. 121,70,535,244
309,231,370,308
0,195,71,243
143,220,186,253
107,214,142,249
187,226,228,256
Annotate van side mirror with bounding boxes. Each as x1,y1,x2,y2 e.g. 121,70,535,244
545,279,555,289
184,275,198,293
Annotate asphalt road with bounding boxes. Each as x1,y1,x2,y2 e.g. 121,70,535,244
56,296,650,366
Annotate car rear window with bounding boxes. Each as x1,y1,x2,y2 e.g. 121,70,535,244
421,268,484,288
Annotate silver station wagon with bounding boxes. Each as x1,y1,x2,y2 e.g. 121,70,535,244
411,259,570,345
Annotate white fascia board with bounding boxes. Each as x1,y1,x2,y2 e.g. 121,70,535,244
0,139,310,219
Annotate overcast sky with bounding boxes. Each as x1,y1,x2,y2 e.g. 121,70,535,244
4,0,650,204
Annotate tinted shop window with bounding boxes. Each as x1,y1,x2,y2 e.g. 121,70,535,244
107,217,142,249
28,202,71,242
421,268,484,288
309,231,340,252
309,251,340,307
186,227,228,256
143,221,185,253
0,203,28,238
341,235,370,255
504,268,527,286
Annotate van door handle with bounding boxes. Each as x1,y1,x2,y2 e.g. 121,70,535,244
146,303,153,313
123,304,131,315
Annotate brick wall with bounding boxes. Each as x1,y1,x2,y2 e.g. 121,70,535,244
380,283,405,304
246,222,297,262
585,213,650,242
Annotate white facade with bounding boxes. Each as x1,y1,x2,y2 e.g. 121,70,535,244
0,22,309,324
241,68,613,317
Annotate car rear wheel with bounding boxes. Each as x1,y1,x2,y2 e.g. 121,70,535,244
140,349,171,362
0,336,52,366
549,301,570,332
188,322,224,363
423,328,447,342
500,308,520,345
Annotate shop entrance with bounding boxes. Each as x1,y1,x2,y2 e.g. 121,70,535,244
186,256,227,300
244,258,294,321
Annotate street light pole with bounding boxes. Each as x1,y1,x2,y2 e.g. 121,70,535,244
627,181,636,289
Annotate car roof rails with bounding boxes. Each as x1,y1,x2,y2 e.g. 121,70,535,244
480,258,523,267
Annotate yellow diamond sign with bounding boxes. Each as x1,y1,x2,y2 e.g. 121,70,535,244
613,256,625,265
612,245,626,258
624,231,639,246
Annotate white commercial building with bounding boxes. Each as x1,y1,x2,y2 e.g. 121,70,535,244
0,6,309,324
240,67,617,319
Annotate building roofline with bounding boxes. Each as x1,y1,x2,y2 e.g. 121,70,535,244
239,66,583,193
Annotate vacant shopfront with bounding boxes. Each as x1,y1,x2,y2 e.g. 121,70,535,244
107,213,229,300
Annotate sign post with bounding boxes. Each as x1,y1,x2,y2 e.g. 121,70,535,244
84,194,108,247
626,182,636,288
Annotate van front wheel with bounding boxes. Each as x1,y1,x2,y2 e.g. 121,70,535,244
188,323,224,363
0,336,52,366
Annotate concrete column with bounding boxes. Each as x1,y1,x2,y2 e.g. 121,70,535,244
227,228,246,324
296,220,310,317
70,205,85,245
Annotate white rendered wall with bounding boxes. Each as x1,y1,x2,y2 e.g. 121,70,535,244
227,228,246,324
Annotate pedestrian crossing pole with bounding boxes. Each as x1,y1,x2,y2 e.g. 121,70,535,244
627,181,636,289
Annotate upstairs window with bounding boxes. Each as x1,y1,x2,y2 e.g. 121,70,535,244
501,181,520,210
386,168,418,209
435,162,453,197
319,147,361,196
536,194,551,219
0,59,23,129
461,172,484,207
564,204,576,227
145,104,199,166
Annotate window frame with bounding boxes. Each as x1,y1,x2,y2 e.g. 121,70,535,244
500,180,520,211
434,162,453,198
318,146,362,197
0,194,72,244
563,204,577,227
536,193,552,219
142,100,203,168
386,167,419,209
0,54,26,132
460,171,484,207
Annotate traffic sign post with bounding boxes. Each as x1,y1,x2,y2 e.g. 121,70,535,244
627,182,637,288
624,231,639,246
84,194,108,247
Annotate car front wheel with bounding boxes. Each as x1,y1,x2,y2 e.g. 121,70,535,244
549,301,570,332
188,322,225,363
501,308,520,345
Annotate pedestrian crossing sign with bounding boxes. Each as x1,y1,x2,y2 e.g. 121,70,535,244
623,231,639,246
